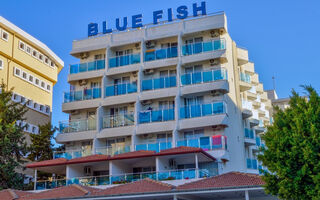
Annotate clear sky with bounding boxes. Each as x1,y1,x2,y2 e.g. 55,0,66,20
1,0,320,141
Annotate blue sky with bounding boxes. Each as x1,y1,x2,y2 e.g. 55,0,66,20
1,0,320,139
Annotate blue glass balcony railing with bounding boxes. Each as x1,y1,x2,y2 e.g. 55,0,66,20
139,108,175,124
70,60,105,74
180,102,226,119
96,145,131,156
109,53,141,68
63,88,101,103
244,128,254,139
135,141,172,152
247,158,258,169
59,118,96,134
181,69,227,86
144,47,178,62
176,136,227,150
240,72,251,83
141,76,176,91
182,39,226,56
102,114,134,128
105,82,137,97
256,137,261,147
53,149,93,160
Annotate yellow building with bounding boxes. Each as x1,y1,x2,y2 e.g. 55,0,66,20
0,16,63,137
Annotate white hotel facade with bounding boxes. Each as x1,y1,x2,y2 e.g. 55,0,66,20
28,12,272,190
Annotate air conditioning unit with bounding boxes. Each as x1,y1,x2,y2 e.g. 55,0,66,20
210,90,224,96
132,71,138,77
135,43,140,50
210,59,220,66
84,166,92,176
141,100,153,106
169,159,177,168
79,79,87,86
210,30,220,38
146,41,156,48
144,69,155,75
80,52,89,59
70,110,80,115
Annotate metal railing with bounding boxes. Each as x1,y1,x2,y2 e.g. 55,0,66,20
144,47,178,61
181,69,227,86
59,118,96,134
109,53,140,68
35,168,211,190
102,113,134,128
141,76,176,91
181,39,226,56
70,60,105,74
64,88,101,103
180,102,226,119
139,108,175,123
105,82,137,97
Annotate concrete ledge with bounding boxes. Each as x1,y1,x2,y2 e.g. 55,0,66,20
136,121,176,134
55,130,96,143
62,99,101,112
68,70,105,82
140,87,178,101
179,114,228,130
98,126,135,138
102,93,138,107
106,64,140,76
181,80,229,96
143,58,178,70
181,50,227,65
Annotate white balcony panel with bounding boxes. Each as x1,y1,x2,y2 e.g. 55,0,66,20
106,63,140,76
181,80,229,96
68,70,104,82
136,121,176,135
237,47,249,65
98,126,135,139
62,99,101,112
143,58,178,70
140,87,178,101
55,130,96,143
179,114,228,130
181,49,226,65
102,93,138,107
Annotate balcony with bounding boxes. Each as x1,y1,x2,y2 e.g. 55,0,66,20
102,114,134,129
244,128,256,146
144,47,178,62
35,168,211,190
70,60,105,74
241,100,253,119
179,102,227,130
137,108,175,134
239,72,251,92
105,83,137,97
64,88,101,103
109,53,140,68
176,135,227,151
247,158,258,170
96,145,131,156
135,141,172,152
140,76,177,100
237,47,249,65
139,108,174,124
56,119,96,142
53,148,92,160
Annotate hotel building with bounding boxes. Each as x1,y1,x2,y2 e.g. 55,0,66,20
27,11,273,192
0,16,64,141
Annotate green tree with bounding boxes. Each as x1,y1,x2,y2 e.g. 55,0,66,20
28,123,56,161
258,86,320,199
0,82,28,190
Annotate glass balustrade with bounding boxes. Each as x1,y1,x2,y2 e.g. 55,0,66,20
141,76,176,91
70,60,105,74
180,102,225,119
139,108,175,123
240,72,251,83
181,69,227,86
247,158,258,169
144,47,178,62
95,145,131,156
105,82,137,97
53,148,93,160
176,135,227,150
102,114,134,128
109,53,140,68
59,118,96,134
135,141,172,152
244,128,254,139
64,88,101,103
256,137,261,147
182,39,226,56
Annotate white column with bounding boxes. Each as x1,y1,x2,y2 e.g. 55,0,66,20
173,194,178,200
195,153,199,178
33,169,37,190
245,190,250,200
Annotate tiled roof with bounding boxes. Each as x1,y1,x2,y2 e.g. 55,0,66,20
0,189,30,200
177,172,265,190
92,178,173,196
20,184,100,200
26,158,67,168
109,150,156,160
67,154,109,165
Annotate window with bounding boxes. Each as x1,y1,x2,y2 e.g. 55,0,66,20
13,94,18,100
50,61,55,68
26,45,31,55
38,53,44,62
33,103,38,109
2,30,8,41
44,57,49,65
35,78,40,86
40,105,44,111
22,72,27,79
0,59,3,70
32,49,38,58
46,85,51,91
184,129,204,139
28,75,33,83
19,41,25,51
15,68,21,76
32,126,36,133
41,81,45,88
21,97,25,103
45,106,50,113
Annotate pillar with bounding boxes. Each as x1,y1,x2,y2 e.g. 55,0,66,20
245,190,249,200
33,169,37,190
195,153,199,178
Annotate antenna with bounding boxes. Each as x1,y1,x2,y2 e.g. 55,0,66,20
272,75,276,90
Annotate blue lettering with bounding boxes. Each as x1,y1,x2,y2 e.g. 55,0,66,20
103,21,112,34
193,2,206,17
88,23,98,36
176,5,188,19
167,8,173,22
153,10,163,24
116,17,128,31
132,14,143,28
